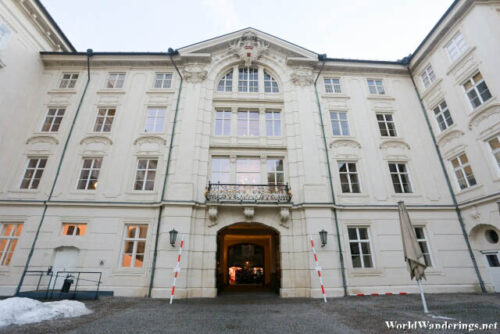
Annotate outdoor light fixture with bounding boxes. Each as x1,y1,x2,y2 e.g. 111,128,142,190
319,229,328,247
169,229,178,247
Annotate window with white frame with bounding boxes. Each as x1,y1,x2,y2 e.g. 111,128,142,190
338,162,360,193
215,109,231,136
59,73,79,89
330,111,350,136
433,100,453,132
264,70,279,93
77,158,102,190
376,113,397,137
0,21,11,50
121,224,148,268
414,227,432,267
446,32,467,62
348,227,373,268
41,108,65,132
93,108,116,132
134,159,157,191
267,159,284,184
236,159,260,184
238,67,258,92
367,79,385,95
324,78,341,93
450,153,477,190
463,72,492,109
144,107,166,133
487,135,500,172
265,111,281,136
237,110,259,136
0,223,23,266
217,70,233,92
20,157,47,190
153,73,172,89
389,163,413,193
211,157,231,183
420,64,436,89
106,73,125,89
62,223,87,236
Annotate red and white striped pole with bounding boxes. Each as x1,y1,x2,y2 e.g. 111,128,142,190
310,237,327,303
169,235,184,304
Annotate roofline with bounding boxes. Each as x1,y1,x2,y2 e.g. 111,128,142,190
33,0,76,52
322,57,403,65
40,51,172,56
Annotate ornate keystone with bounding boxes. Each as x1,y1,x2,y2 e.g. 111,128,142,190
207,206,218,227
279,207,290,228
243,207,255,219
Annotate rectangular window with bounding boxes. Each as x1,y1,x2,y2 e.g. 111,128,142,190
237,110,259,136
487,135,500,171
106,73,125,89
446,32,467,62
267,159,284,184
420,65,436,89
0,223,23,266
144,107,166,133
121,225,148,268
367,79,385,95
93,108,116,132
324,78,341,93
389,163,412,193
463,72,492,109
338,162,360,193
153,73,172,89
265,111,281,136
376,113,397,137
62,223,87,236
348,227,373,268
414,227,432,267
77,158,102,190
433,101,454,132
134,159,157,191
451,153,477,190
236,159,260,184
215,109,231,136
20,157,47,189
41,108,65,132
59,73,79,89
211,157,230,183
238,67,258,92
330,111,350,136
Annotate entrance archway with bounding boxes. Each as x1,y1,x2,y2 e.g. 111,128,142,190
216,223,280,294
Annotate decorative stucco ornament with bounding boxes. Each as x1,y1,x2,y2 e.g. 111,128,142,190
229,31,269,66
243,206,255,219
290,67,314,86
208,206,218,227
182,63,207,83
279,207,290,228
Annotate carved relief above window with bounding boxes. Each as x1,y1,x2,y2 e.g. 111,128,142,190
228,31,269,67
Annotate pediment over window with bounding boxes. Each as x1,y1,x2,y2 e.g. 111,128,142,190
26,135,59,145
329,138,361,149
133,135,166,146
80,135,113,146
379,139,410,150
437,129,465,146
468,102,500,130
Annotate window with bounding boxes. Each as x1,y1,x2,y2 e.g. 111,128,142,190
144,107,166,133
264,70,279,93
265,111,281,136
62,223,87,236
367,79,385,95
324,78,341,93
121,225,148,268
59,73,79,89
389,163,412,193
106,73,125,89
330,112,350,136
267,159,284,184
451,153,477,190
237,110,259,136
153,73,172,89
348,227,373,268
414,227,432,267
41,108,65,132
238,67,258,92
77,158,102,190
0,223,23,266
215,109,231,136
433,101,453,132
20,157,47,189
376,113,397,137
134,159,158,191
211,157,230,183
217,70,233,92
338,162,360,193
463,72,492,109
93,108,116,132
420,65,436,89
446,32,467,62
236,159,260,184
0,21,11,50
487,135,500,171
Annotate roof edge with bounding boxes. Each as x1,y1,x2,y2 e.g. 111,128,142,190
33,0,76,52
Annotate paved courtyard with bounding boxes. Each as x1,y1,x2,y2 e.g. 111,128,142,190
1,292,499,333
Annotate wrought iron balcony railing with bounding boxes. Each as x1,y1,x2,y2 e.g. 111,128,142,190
205,182,292,203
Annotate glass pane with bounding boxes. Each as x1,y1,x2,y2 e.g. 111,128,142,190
358,228,368,240
122,254,132,267
124,241,134,253
134,255,144,267
352,256,361,268
363,255,373,268
127,226,137,238
350,243,360,255
348,228,357,240
414,227,424,239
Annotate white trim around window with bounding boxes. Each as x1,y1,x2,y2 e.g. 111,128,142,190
486,135,500,174
347,226,374,269
0,223,23,266
450,153,477,190
120,224,148,268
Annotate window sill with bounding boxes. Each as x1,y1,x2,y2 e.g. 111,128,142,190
390,193,422,199
348,268,382,277
321,93,350,99
435,123,458,141
338,193,369,198
125,191,159,196
47,89,78,95
146,89,175,94
446,46,477,76
97,89,126,94
367,94,395,101
420,78,443,100
455,183,483,196
7,189,41,194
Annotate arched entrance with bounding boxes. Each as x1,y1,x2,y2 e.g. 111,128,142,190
216,223,280,294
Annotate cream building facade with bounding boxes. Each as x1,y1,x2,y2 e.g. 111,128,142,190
0,0,499,299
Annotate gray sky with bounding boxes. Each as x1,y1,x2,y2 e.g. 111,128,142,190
42,0,453,60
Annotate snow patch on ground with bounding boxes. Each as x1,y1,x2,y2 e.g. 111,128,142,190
0,297,92,327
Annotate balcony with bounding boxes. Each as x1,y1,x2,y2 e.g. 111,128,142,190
205,183,292,203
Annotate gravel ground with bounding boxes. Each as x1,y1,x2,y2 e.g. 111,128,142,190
1,292,499,333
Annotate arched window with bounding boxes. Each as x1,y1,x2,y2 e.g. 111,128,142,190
238,67,258,92
264,70,279,93
217,70,233,92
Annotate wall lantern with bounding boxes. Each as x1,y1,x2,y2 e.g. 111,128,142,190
169,229,178,247
319,229,328,247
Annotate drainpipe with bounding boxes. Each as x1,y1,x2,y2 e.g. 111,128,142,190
16,49,94,295
406,64,486,293
148,48,183,298
313,54,348,297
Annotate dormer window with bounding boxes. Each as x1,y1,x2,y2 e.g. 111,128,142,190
264,70,279,93
238,67,258,92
